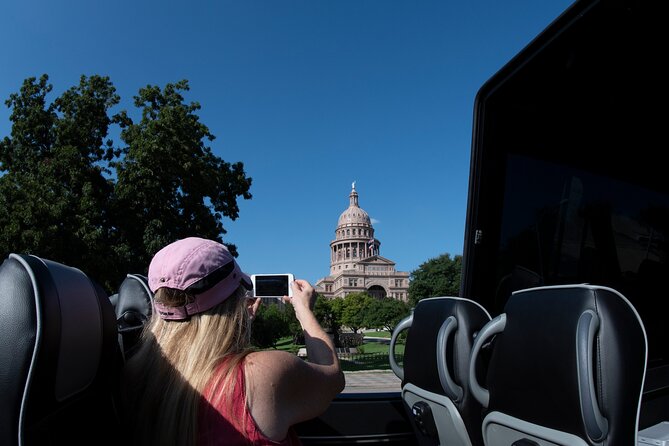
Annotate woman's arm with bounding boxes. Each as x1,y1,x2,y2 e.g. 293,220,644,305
245,280,345,440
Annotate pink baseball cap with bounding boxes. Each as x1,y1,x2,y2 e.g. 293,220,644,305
148,237,252,320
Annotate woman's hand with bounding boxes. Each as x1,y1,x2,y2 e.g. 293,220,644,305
247,296,261,321
283,279,316,315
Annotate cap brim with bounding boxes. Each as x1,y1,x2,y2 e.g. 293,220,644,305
240,272,253,290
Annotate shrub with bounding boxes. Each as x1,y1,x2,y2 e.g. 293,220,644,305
339,332,364,348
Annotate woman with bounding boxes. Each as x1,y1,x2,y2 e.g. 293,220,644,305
122,237,345,445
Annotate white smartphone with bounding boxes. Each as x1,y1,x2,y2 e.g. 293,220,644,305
250,274,294,299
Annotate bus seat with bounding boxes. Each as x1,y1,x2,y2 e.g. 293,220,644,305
114,273,152,359
469,284,647,446
0,254,122,446
390,297,492,446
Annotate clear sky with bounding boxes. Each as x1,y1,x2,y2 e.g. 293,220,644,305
1,0,575,286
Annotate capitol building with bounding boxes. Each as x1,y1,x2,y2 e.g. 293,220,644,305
315,184,410,301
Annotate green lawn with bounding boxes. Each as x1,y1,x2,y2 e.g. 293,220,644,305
268,335,404,372
274,337,299,353
362,330,393,338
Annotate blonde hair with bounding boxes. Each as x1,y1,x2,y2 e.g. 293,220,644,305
122,285,253,446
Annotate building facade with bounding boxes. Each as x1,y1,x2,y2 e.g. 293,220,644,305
315,183,410,301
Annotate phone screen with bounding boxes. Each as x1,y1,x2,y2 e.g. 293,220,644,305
254,275,290,297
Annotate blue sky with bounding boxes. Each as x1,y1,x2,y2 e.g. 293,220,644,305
1,0,574,286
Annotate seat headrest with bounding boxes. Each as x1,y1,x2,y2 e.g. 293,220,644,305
0,253,119,445
115,274,152,330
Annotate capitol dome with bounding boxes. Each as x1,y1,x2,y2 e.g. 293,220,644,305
328,183,380,274
337,186,371,227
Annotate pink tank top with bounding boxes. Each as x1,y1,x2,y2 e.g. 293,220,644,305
198,359,302,446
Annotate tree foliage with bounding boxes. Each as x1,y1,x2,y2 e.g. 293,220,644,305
313,294,341,345
338,292,375,333
0,75,124,286
0,75,252,291
313,294,339,332
366,298,411,332
408,253,462,306
113,80,252,273
251,303,291,349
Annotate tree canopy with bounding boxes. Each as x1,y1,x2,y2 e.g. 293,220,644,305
338,292,375,333
366,298,410,332
251,303,292,349
113,79,252,272
408,253,462,306
0,74,252,291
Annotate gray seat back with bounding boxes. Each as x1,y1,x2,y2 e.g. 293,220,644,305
390,296,491,446
469,284,647,446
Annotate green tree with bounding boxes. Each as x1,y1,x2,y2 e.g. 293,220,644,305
0,74,124,288
277,294,338,346
251,303,291,349
113,80,252,273
329,297,346,347
408,253,462,306
340,292,374,333
313,294,341,345
366,298,411,332
0,75,252,291
279,301,305,345
313,294,336,331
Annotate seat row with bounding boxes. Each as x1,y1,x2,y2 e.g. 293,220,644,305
0,252,649,445
389,284,647,446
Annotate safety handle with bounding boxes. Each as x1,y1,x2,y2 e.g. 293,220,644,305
469,313,506,408
576,310,608,442
436,316,463,401
389,313,413,380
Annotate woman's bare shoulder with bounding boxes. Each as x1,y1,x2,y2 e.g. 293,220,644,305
245,350,302,377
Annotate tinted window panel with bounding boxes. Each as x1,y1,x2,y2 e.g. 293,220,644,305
495,154,669,365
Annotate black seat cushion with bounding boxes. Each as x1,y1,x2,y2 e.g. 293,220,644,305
0,254,122,446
